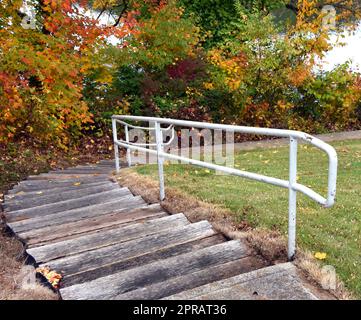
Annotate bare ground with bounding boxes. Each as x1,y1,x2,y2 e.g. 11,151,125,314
0,222,58,300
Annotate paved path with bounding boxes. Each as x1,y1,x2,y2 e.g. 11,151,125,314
232,130,361,151
153,130,361,162
2,160,326,300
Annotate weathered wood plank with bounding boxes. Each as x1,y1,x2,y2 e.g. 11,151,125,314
59,240,251,300
5,189,132,222
77,166,110,170
93,165,115,168
27,213,190,263
53,166,112,171
60,234,226,287
8,197,146,233
56,172,112,176
27,212,168,248
74,164,112,168
26,173,109,180
55,166,112,170
23,204,167,247
10,176,111,193
4,183,121,211
22,175,110,184
42,221,215,283
98,160,115,165
116,256,266,300
4,181,114,201
43,169,113,175
163,263,318,300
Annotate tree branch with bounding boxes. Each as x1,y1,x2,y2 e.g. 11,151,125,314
113,0,129,27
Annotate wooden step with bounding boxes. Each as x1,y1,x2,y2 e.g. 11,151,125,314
57,165,112,170
98,160,115,165
48,166,115,174
59,240,251,300
82,163,114,168
4,183,122,211
23,204,167,247
73,164,113,168
4,181,114,201
26,173,110,180
22,174,110,184
10,176,111,193
8,196,146,233
43,169,114,175
116,256,266,300
163,263,318,300
60,235,226,288
94,165,116,169
42,221,217,286
27,213,190,263
45,220,213,274
5,189,132,222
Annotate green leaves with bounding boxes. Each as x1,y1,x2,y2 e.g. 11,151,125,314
123,2,200,70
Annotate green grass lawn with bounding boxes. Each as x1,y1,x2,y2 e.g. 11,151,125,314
135,139,361,298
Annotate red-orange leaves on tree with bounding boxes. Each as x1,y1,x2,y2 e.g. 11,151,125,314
0,0,127,147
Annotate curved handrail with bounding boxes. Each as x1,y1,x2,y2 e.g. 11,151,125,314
111,115,338,260
113,115,338,208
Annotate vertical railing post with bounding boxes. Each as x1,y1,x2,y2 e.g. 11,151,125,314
125,125,132,167
112,118,120,173
155,122,165,201
288,137,298,260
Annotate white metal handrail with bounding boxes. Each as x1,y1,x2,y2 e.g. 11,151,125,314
112,115,338,260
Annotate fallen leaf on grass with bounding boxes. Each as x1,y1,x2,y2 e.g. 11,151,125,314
314,252,327,260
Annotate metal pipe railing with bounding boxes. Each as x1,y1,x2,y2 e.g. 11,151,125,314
111,115,338,260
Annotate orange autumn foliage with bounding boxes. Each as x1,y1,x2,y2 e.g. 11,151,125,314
0,0,139,147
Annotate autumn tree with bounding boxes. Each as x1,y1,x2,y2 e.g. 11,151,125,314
195,0,360,130
83,0,361,131
84,0,203,121
0,0,154,147
2,0,360,148
1,1,95,146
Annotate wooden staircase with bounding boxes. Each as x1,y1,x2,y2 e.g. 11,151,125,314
2,160,321,300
